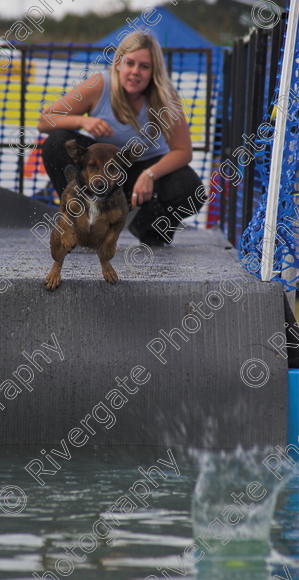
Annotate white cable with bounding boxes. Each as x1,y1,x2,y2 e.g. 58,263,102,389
261,0,299,281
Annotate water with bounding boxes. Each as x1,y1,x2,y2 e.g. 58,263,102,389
0,446,298,580
192,448,292,544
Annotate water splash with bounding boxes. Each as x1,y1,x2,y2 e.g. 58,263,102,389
191,447,294,552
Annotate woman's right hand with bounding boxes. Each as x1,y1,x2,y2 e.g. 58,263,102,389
81,116,114,138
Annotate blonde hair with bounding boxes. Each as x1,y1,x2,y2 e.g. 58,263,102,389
110,32,184,143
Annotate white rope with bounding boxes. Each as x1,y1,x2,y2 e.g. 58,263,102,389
261,0,299,281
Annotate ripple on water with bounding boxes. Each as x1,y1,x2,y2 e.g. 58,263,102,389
0,448,297,580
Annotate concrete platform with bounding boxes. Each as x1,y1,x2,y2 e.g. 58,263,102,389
0,187,56,228
0,210,288,449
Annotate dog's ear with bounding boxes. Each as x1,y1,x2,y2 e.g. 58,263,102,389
64,163,77,183
65,140,87,166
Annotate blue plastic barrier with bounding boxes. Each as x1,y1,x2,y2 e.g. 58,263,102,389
288,369,299,447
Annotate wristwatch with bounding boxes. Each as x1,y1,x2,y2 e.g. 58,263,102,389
145,169,156,180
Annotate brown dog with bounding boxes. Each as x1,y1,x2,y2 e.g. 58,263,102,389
44,140,129,290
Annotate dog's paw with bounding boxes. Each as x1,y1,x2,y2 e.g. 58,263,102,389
103,265,118,284
43,272,61,291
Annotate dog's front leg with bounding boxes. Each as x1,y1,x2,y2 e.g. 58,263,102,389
97,221,125,284
44,223,77,291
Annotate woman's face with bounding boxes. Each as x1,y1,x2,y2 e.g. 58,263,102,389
117,49,153,97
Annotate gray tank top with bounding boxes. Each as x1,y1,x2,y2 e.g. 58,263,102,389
80,69,170,161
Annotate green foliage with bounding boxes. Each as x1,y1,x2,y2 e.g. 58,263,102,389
165,0,285,46
0,0,286,46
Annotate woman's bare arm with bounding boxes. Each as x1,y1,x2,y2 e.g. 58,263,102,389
131,104,193,207
37,73,105,134
149,111,193,179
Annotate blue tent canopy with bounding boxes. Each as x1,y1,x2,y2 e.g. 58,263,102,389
73,5,214,72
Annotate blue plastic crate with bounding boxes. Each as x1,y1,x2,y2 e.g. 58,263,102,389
288,369,299,449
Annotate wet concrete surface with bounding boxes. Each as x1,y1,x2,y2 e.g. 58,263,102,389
0,207,288,449
1,225,243,284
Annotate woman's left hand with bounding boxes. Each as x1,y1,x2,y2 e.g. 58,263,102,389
131,171,154,208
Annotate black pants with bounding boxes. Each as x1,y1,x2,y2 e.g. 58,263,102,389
41,129,206,242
